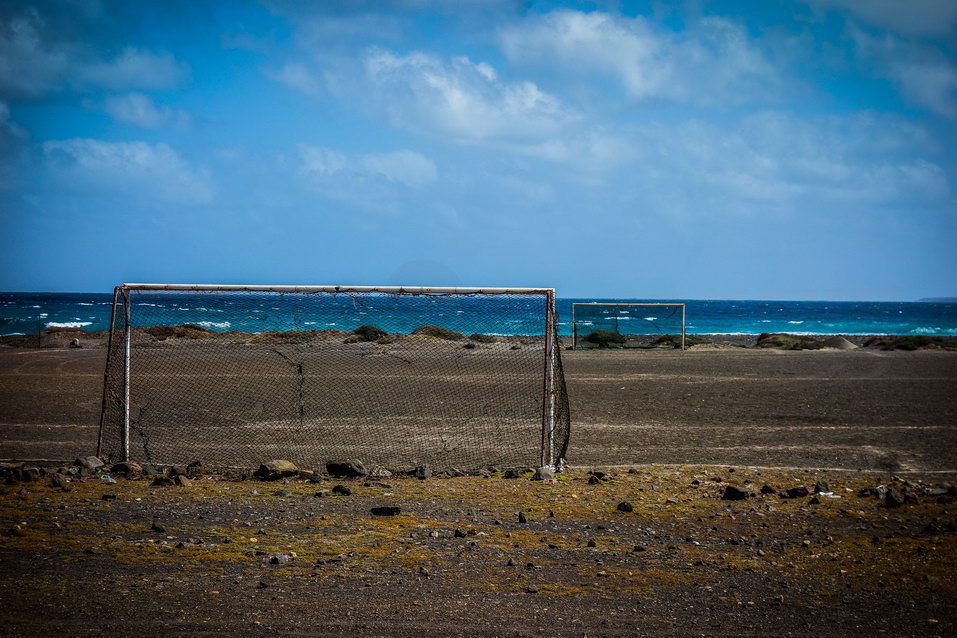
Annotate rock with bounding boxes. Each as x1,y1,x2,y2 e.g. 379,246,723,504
904,493,920,505
857,487,878,498
174,475,191,487
633,545,647,552
168,465,187,477
369,468,392,479
884,489,905,508
587,539,597,548
101,493,117,501
722,486,750,501
760,484,776,494
140,464,164,475
418,566,430,576
517,511,528,524
314,489,330,498
57,466,78,476
74,456,104,471
587,475,601,485
111,461,141,475
325,460,366,478
370,506,401,516
785,486,809,499
69,338,81,348
308,474,323,484
256,460,299,481
274,489,291,497
526,585,539,594
269,553,291,565
186,460,204,478
331,485,352,496
150,476,174,487
453,529,467,538
20,467,39,482
591,471,608,480
690,479,700,485
533,467,555,481
616,501,634,513
49,473,68,489
503,469,523,479
814,480,829,494
665,497,678,504
808,496,821,505
414,466,431,480
297,470,314,481
150,522,167,533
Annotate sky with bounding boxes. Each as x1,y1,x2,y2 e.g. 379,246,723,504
0,0,955,300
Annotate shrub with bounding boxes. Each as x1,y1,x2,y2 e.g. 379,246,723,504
863,335,955,351
469,333,499,343
410,325,466,340
652,334,708,349
756,333,825,350
584,329,627,348
352,325,387,342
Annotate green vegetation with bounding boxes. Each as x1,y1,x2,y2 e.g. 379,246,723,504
410,325,465,340
469,333,499,343
756,333,826,350
863,335,957,351
352,325,387,342
652,334,708,349
584,329,627,348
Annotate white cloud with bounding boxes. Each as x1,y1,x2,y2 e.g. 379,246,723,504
268,62,323,96
299,145,437,188
41,139,213,204
852,29,957,118
806,0,957,37
360,48,575,144
499,10,788,106
103,93,191,128
0,12,189,99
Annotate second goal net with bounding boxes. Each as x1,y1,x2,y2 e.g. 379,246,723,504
572,302,686,349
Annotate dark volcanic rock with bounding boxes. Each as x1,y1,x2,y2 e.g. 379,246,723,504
884,489,905,508
326,460,367,479
74,456,104,471
150,476,174,487
414,466,431,480
517,511,528,524
760,484,776,494
331,484,352,496
49,473,68,489
503,469,523,479
587,475,601,485
814,480,830,494
784,486,809,499
140,464,164,475
721,485,750,501
186,460,204,478
616,501,634,512
370,506,401,516
168,465,187,477
110,462,141,476
533,467,555,481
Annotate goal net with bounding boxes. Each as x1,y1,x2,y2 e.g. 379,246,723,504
97,284,570,472
572,303,686,349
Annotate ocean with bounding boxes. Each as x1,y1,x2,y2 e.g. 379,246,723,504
2,291,955,338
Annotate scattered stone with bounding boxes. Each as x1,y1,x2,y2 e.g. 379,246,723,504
314,490,330,498
101,494,116,501
517,511,528,524
453,529,467,538
760,484,776,494
506,557,517,567
151,476,174,488
110,461,142,475
308,474,323,484
808,496,821,505
331,485,352,496
616,501,634,513
884,489,905,508
186,460,204,478
533,467,555,481
56,466,79,476
273,489,291,497
814,480,830,494
418,566,430,576
587,475,601,485
591,471,608,480
150,522,167,533
503,469,523,479
587,539,597,548
21,468,40,482
269,553,291,565
369,468,392,479
415,466,431,480
325,460,367,478
140,464,164,475
633,545,647,552
526,585,539,594
364,482,393,489
168,465,187,477
297,470,314,481
255,460,299,481
722,485,750,501
784,486,809,499
690,479,701,485
49,473,67,489
370,506,401,516
74,456,104,472
665,497,678,504
904,493,920,505
173,475,192,487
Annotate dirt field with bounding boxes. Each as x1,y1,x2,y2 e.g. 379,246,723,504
1,344,955,636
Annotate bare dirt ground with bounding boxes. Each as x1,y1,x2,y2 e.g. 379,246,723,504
0,344,955,636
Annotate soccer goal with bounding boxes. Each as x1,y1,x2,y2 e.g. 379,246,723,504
97,284,570,472
572,302,686,350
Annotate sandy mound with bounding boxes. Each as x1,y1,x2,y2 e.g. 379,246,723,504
823,335,858,350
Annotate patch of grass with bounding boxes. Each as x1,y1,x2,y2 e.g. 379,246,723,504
410,325,465,340
352,325,387,342
584,330,626,348
863,335,957,351
756,333,826,350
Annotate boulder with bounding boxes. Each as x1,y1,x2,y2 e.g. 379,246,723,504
533,467,555,481
111,461,142,476
414,466,431,480
503,469,523,479
331,484,352,496
255,460,299,481
370,506,401,516
186,460,204,478
721,485,750,501
884,489,905,508
74,456,104,471
814,480,829,494
325,460,367,479
616,501,634,512
784,486,809,499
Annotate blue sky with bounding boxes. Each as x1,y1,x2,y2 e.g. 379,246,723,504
0,0,955,300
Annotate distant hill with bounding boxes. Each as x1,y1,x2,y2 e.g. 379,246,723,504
918,297,957,302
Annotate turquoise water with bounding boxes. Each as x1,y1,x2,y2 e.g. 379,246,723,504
1,292,955,337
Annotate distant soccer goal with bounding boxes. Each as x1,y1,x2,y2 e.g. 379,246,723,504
572,303,686,350
98,284,570,472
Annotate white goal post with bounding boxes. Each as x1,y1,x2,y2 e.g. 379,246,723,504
572,302,687,350
97,283,570,471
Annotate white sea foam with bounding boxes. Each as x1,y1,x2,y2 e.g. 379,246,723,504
643,317,657,321
788,321,804,324
2,332,25,336
78,302,93,306
46,321,92,328
196,321,231,329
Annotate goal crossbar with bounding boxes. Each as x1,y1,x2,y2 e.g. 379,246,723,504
123,283,554,295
